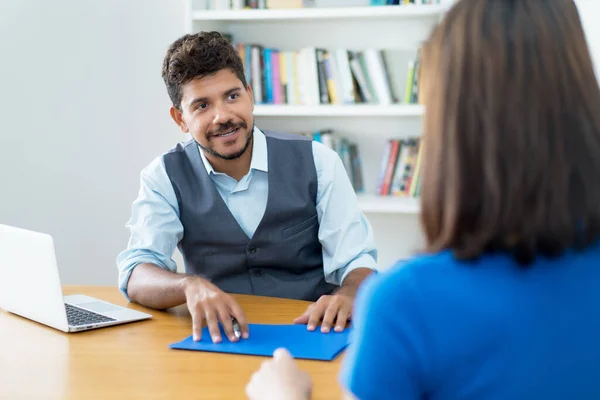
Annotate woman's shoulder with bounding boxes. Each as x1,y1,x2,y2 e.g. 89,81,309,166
360,249,515,307
357,251,457,307
377,251,457,286
389,251,457,273
365,243,600,302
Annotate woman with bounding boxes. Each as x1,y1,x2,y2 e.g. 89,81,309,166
246,0,600,398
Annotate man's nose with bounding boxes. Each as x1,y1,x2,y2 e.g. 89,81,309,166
212,104,233,125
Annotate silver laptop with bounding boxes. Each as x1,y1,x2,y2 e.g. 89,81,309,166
0,224,152,332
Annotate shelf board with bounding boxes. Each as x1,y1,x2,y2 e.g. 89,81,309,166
192,5,449,21
357,194,420,214
253,104,424,117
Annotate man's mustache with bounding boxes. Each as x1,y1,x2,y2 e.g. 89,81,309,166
209,122,247,137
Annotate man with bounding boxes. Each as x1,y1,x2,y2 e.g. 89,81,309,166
116,31,377,345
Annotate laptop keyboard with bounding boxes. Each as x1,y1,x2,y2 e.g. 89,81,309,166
65,303,116,326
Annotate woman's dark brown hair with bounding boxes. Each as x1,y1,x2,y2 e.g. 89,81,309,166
420,0,600,264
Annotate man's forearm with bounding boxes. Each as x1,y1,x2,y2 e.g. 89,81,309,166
127,263,190,310
337,267,374,296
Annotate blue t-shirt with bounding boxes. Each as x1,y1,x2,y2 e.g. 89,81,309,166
340,245,600,399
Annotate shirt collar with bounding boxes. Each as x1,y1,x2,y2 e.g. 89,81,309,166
198,126,268,175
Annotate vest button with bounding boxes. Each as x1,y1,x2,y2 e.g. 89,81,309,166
249,247,257,254
253,269,263,277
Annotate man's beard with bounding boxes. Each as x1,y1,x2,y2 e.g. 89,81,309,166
199,121,254,161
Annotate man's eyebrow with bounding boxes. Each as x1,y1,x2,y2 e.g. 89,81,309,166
224,87,242,96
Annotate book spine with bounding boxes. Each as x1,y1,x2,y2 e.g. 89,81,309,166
316,49,330,104
251,45,262,104
404,60,415,104
380,140,400,195
263,48,273,103
323,51,339,104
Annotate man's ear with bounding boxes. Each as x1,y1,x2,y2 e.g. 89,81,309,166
170,106,189,133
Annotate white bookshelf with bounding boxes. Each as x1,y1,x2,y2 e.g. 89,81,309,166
254,104,424,117
192,4,450,21
187,2,451,267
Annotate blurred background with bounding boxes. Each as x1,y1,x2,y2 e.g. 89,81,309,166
0,0,598,287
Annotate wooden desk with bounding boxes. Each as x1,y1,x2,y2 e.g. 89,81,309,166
0,286,344,399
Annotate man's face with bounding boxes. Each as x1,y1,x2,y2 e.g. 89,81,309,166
172,68,255,160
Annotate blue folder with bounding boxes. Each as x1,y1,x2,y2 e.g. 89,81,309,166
169,323,352,361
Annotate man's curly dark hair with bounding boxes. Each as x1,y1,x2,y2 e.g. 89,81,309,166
161,31,247,110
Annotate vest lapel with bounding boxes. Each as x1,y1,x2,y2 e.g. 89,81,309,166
188,143,266,241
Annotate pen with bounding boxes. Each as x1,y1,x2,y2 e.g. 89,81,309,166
232,317,241,339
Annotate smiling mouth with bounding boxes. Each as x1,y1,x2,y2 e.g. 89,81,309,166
213,127,239,138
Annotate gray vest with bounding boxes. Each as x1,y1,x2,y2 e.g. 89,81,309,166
163,131,336,301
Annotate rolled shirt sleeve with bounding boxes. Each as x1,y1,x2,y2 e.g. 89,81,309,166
116,156,183,300
312,141,378,286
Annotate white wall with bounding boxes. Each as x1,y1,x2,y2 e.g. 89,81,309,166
0,0,599,286
577,0,600,81
0,0,187,285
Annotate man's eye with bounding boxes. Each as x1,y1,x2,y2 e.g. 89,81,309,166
198,103,208,110
229,93,239,100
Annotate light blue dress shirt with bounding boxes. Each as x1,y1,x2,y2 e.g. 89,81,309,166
116,127,378,299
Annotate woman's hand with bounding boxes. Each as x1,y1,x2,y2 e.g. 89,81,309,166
246,348,312,400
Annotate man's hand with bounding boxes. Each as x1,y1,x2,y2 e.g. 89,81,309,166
293,291,353,333
293,268,373,333
183,276,249,343
246,348,312,400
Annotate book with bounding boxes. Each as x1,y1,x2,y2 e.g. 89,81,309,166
235,40,416,106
